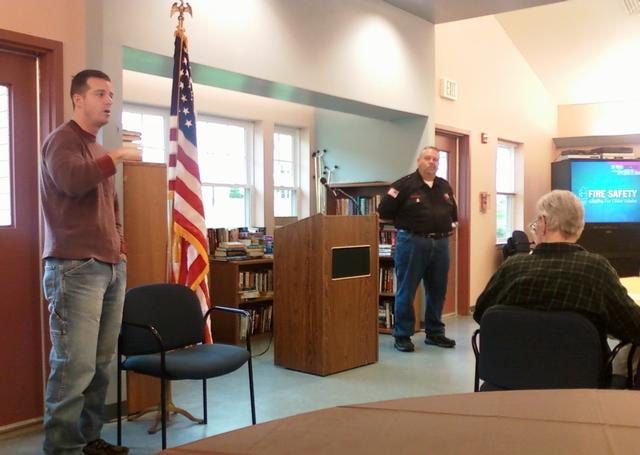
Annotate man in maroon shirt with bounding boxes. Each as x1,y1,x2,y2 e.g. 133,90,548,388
40,70,141,455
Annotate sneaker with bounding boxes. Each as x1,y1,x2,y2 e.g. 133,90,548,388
394,336,415,352
424,333,456,348
83,439,129,455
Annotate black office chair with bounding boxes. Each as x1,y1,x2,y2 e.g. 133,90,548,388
502,230,532,260
471,305,627,392
116,283,256,450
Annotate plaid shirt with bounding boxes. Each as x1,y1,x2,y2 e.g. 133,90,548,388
474,242,640,344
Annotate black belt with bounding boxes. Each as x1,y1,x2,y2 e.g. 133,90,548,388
411,231,452,239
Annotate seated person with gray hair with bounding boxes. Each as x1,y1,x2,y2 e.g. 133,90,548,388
474,189,640,360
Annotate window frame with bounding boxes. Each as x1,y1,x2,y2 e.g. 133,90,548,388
0,85,12,227
197,114,255,228
273,125,300,218
495,141,521,244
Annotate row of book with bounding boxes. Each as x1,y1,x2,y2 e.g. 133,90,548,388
379,225,397,245
239,269,273,294
207,227,268,254
239,304,273,338
333,195,382,216
379,244,394,257
378,300,395,329
122,129,142,150
379,266,396,294
213,239,271,261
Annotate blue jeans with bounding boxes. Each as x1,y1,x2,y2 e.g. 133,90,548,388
42,258,126,455
392,230,450,338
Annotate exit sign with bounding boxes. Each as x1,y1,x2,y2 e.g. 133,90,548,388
440,78,458,101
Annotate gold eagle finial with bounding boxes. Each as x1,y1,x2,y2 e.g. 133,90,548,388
170,1,193,37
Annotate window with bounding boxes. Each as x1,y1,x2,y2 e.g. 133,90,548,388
496,142,518,243
0,86,11,226
197,116,253,228
273,126,300,217
436,151,448,179
122,106,167,163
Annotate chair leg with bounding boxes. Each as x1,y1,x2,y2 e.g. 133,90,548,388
247,356,256,425
117,360,122,445
202,379,208,424
161,378,167,450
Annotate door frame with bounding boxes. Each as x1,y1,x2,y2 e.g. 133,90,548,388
0,28,63,427
435,125,470,316
0,29,63,138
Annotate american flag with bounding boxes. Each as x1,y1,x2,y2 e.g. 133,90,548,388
168,32,212,342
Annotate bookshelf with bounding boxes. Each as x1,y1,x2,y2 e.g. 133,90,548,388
326,181,420,334
209,257,274,344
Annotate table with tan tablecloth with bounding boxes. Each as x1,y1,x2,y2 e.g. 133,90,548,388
159,389,640,455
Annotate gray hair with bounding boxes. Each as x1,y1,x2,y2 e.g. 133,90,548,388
419,146,439,158
536,190,585,237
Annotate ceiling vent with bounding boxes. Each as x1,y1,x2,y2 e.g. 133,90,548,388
622,0,640,14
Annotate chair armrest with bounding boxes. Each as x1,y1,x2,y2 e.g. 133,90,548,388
121,320,167,353
471,329,480,357
605,340,633,388
205,306,251,318
203,306,253,352
627,344,639,388
471,329,480,392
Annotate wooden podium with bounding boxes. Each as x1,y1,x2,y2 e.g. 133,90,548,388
274,214,379,376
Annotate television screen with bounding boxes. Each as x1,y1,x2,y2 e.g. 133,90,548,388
571,160,640,223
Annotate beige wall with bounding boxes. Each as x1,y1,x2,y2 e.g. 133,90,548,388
435,16,557,308
98,0,435,117
558,101,640,137
0,0,86,120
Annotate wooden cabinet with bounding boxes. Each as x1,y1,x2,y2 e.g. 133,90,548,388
122,162,166,413
326,182,420,334
209,258,274,344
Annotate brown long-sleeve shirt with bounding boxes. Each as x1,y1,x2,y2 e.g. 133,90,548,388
40,120,124,263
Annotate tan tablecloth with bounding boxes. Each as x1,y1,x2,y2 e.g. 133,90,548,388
620,276,640,304
159,389,640,455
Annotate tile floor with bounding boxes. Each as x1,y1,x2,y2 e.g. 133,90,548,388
0,315,478,454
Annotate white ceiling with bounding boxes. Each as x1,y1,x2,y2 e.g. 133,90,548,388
388,0,640,105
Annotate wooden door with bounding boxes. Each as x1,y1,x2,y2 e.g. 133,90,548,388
435,133,458,316
0,50,42,426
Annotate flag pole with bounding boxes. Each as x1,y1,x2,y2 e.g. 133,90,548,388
167,0,192,283
135,0,205,434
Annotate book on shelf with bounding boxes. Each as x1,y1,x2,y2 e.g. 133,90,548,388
238,304,273,339
379,224,397,245
239,270,273,294
378,300,394,329
121,129,142,148
246,244,265,258
239,289,261,300
207,227,269,253
219,241,247,249
379,244,393,257
379,265,396,293
214,248,246,256
333,194,383,216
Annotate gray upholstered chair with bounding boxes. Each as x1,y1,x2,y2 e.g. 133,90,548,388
472,304,628,392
